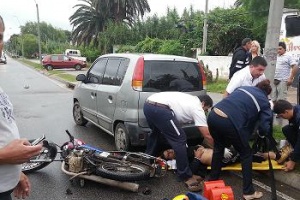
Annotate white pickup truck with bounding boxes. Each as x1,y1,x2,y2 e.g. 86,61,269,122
65,49,87,62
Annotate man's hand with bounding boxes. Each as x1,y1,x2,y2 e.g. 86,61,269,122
283,160,296,172
194,146,205,159
223,148,233,159
287,77,294,86
0,139,42,164
13,172,31,199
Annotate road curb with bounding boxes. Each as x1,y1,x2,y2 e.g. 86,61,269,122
274,170,300,191
19,59,77,90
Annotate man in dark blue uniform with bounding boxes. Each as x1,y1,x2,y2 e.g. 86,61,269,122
273,100,300,171
207,79,273,200
229,38,252,79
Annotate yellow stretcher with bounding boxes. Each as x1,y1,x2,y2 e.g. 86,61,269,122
207,160,284,171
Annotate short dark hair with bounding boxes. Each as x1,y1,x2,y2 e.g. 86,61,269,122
242,38,252,46
198,94,213,107
278,42,286,50
273,100,293,114
255,79,272,95
250,56,268,67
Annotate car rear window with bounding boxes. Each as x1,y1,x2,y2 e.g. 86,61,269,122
142,60,203,92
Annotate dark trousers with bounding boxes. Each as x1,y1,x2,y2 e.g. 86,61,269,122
282,125,300,161
207,110,254,195
144,103,192,180
0,189,13,200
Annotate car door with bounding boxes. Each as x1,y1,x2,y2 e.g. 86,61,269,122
50,55,61,68
96,57,128,132
62,55,72,68
78,58,108,124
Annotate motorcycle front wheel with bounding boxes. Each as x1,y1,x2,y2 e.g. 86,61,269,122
22,141,57,173
96,162,150,182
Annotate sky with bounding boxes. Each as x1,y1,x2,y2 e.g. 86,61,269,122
0,0,236,41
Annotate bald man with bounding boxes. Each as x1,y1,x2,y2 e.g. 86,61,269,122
0,15,43,200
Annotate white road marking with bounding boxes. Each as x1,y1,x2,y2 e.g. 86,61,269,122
233,172,295,200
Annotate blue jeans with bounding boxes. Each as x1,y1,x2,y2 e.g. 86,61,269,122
144,102,192,181
282,125,300,161
207,110,255,195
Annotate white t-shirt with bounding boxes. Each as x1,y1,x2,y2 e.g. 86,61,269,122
0,87,21,193
147,92,208,127
226,66,266,94
274,53,297,81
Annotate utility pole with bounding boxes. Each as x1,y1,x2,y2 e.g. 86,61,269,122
34,0,42,64
264,0,285,80
13,16,24,59
202,0,208,54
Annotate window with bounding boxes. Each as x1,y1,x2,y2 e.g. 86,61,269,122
103,57,129,85
88,58,108,84
63,56,69,61
143,61,202,92
51,55,59,61
115,58,129,86
285,15,300,37
102,58,122,85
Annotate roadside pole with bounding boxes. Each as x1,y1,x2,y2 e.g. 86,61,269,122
202,0,209,54
264,0,285,80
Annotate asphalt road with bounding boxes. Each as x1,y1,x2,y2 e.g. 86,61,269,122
1,57,300,200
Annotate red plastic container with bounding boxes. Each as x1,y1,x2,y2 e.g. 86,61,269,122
209,186,234,200
203,180,225,199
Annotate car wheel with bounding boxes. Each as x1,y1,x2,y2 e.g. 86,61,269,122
73,101,88,126
114,123,131,151
46,65,53,71
75,65,81,70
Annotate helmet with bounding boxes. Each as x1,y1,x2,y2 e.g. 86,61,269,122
172,194,189,200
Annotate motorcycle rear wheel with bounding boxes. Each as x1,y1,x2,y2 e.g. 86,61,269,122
22,141,57,173
96,162,150,182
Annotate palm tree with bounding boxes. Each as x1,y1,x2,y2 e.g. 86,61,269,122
70,0,150,46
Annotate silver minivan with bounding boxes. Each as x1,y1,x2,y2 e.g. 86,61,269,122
73,53,207,150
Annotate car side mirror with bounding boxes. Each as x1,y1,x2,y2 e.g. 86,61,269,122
69,58,72,61
76,74,86,82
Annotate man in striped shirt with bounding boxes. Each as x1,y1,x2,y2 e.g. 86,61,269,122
271,42,298,102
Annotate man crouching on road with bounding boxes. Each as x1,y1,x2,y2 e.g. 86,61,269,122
144,92,213,192
273,100,300,171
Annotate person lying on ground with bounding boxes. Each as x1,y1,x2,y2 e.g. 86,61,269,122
161,145,283,178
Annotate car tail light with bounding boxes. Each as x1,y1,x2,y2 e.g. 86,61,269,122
132,56,144,91
198,62,207,90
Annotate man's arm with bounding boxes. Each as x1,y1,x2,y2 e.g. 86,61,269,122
224,71,244,98
287,64,298,86
223,91,230,98
197,126,214,148
0,139,42,164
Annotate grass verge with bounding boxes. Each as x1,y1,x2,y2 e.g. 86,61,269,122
206,79,228,93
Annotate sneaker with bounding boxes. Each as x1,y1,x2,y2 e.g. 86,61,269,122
243,191,263,200
277,144,293,164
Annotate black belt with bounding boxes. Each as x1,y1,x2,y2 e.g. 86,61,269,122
146,100,170,109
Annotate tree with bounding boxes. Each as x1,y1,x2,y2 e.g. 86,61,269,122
207,7,254,55
70,0,150,47
234,0,300,42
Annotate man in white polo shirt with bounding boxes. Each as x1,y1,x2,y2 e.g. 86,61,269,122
224,56,268,98
271,42,298,102
144,93,213,191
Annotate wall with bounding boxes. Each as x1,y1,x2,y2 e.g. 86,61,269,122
197,56,232,79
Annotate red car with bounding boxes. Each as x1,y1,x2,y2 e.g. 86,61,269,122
42,54,87,71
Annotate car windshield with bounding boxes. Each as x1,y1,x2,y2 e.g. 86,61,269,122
142,60,203,92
